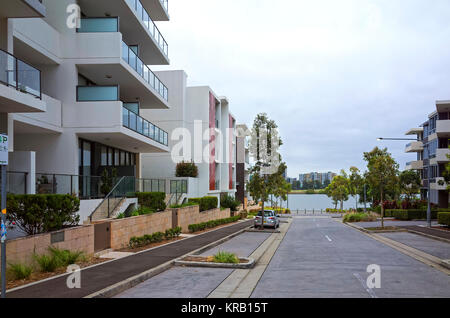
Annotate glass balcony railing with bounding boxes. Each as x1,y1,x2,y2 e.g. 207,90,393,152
122,106,168,146
125,0,169,57
77,17,119,33
0,49,41,99
122,41,168,102
76,85,119,102
160,0,169,13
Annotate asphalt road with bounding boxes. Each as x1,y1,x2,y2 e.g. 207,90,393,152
251,217,450,298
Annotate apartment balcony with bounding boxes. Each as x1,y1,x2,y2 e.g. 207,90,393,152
405,160,424,171
12,94,62,134
405,141,424,153
67,85,169,154
141,0,169,21
436,148,450,163
0,49,46,113
436,120,450,138
65,30,168,109
0,0,46,18
77,1,169,64
431,178,448,191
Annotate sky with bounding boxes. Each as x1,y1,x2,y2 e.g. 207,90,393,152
153,0,450,177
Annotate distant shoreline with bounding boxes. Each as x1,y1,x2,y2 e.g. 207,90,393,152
289,190,326,195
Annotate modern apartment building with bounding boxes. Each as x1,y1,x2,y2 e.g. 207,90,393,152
139,70,237,205
1,0,171,219
298,172,336,187
405,100,450,208
236,124,250,204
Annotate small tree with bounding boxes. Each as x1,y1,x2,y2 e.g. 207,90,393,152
349,166,363,210
176,161,198,178
364,147,399,228
325,172,349,211
100,168,117,196
399,170,421,201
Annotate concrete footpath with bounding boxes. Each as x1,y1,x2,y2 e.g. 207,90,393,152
6,220,253,298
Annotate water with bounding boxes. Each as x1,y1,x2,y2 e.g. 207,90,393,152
267,194,367,211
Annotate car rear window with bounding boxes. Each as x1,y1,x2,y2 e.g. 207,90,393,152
257,211,273,217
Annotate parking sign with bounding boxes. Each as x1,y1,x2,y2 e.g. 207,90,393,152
0,134,8,165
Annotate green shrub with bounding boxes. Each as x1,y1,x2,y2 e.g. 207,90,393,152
134,206,155,216
170,202,197,209
129,228,181,249
5,194,80,235
176,161,199,178
221,195,241,212
116,213,125,219
33,254,61,273
343,213,377,223
199,196,219,212
48,247,84,266
438,212,450,226
213,251,239,264
136,192,166,212
385,209,439,220
188,215,240,233
8,263,33,280
131,210,140,217
188,198,202,205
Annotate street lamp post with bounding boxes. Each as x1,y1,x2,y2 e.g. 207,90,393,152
377,137,432,228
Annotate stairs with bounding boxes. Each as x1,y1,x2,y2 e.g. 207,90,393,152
90,197,126,222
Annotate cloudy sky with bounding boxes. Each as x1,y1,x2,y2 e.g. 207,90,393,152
154,0,450,177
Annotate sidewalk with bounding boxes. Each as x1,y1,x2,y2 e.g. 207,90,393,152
6,220,252,298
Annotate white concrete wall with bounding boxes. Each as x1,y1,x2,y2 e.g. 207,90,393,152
8,150,36,194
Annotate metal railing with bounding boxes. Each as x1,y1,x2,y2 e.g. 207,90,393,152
122,106,168,146
36,174,105,199
77,17,119,33
90,176,130,222
0,48,41,99
135,178,166,193
1,172,28,195
125,0,169,56
122,41,168,101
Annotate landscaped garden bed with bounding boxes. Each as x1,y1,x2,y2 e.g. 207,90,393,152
175,251,254,269
5,247,110,290
363,226,406,233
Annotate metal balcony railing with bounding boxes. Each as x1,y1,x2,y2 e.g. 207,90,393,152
0,49,41,99
125,0,169,56
122,41,168,101
122,106,168,146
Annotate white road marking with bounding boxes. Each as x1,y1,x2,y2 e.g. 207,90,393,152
325,235,332,242
353,273,378,298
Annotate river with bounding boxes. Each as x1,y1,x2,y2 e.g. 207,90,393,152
267,194,368,211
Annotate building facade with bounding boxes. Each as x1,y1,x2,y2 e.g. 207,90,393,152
236,124,250,204
1,0,171,217
139,71,237,204
405,101,450,208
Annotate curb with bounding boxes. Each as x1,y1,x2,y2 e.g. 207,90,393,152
85,224,252,298
403,229,450,244
442,260,450,270
245,229,281,234
174,257,255,269
342,221,450,275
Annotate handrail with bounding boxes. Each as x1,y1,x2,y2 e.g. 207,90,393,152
89,176,125,222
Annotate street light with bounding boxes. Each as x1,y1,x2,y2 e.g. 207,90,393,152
377,137,432,228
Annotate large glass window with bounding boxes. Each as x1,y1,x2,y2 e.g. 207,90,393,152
101,146,108,166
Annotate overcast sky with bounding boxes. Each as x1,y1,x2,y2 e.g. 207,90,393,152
153,0,450,177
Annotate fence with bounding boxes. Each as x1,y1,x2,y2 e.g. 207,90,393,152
1,172,28,195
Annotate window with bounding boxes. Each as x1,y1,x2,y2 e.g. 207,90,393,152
114,149,119,166
108,148,113,166
120,151,126,166
101,146,108,166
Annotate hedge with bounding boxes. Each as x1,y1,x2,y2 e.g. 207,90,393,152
189,196,218,212
188,216,241,233
136,192,166,212
129,227,182,249
384,209,438,220
5,194,80,235
438,213,450,226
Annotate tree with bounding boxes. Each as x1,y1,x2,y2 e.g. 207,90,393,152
100,168,118,196
325,171,349,211
399,170,421,201
348,166,363,210
364,147,399,228
247,113,283,229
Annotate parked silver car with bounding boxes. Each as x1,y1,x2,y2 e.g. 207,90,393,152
254,210,280,229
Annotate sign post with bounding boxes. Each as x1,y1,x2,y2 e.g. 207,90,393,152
0,134,8,298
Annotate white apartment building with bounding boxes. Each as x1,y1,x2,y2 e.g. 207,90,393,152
1,0,171,220
140,70,237,205
236,123,250,204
